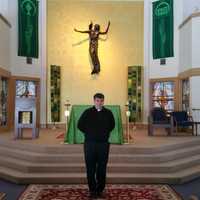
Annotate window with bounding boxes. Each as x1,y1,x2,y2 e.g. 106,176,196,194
16,80,36,97
182,79,190,113
152,81,175,112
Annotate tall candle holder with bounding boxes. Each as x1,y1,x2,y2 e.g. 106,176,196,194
125,101,131,144
55,100,71,142
64,100,71,132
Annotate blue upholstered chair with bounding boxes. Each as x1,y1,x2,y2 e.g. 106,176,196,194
148,107,173,136
171,111,194,135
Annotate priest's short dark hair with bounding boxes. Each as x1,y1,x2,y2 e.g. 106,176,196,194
94,93,104,99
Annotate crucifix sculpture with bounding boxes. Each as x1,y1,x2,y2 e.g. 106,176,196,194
74,21,110,75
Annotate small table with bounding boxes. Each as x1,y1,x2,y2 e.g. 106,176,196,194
193,122,200,136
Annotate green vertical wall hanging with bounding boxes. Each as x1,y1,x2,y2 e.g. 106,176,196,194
50,65,61,122
128,66,143,122
18,0,39,58
153,0,174,59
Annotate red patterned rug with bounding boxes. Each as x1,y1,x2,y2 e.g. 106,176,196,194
18,184,182,200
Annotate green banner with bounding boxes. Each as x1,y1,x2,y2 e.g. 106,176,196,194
153,0,174,59
128,66,143,122
50,65,61,122
18,0,39,58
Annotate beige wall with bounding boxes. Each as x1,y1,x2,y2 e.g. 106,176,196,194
47,0,144,123
0,17,10,71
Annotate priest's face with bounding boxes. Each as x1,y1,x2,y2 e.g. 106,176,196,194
94,97,104,110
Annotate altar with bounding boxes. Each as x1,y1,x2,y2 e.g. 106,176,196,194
64,105,124,144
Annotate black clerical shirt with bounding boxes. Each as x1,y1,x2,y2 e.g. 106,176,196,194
77,106,115,143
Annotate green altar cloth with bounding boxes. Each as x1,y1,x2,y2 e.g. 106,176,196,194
64,105,124,144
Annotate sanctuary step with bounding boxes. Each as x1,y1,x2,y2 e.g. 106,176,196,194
0,137,200,184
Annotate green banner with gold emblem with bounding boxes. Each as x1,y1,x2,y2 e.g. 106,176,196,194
18,0,39,58
153,0,174,59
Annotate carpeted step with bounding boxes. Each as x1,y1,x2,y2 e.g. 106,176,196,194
1,154,200,174
0,142,200,164
1,137,200,184
0,164,200,184
0,138,200,154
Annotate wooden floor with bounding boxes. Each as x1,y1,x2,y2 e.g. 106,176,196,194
0,127,198,147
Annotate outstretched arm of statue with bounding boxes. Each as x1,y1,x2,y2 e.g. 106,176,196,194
89,21,93,30
100,21,110,35
74,28,90,34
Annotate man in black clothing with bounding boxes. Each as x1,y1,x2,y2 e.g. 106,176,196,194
78,93,115,199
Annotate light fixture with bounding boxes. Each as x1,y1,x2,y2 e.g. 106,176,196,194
64,110,70,117
126,110,131,117
64,100,71,133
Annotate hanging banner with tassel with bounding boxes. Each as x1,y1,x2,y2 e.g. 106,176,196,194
153,0,174,59
18,0,39,58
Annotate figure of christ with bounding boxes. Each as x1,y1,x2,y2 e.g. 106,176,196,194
74,21,110,74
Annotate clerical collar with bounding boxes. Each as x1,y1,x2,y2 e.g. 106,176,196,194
94,106,103,112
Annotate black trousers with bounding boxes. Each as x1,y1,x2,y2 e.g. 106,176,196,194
84,142,110,193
